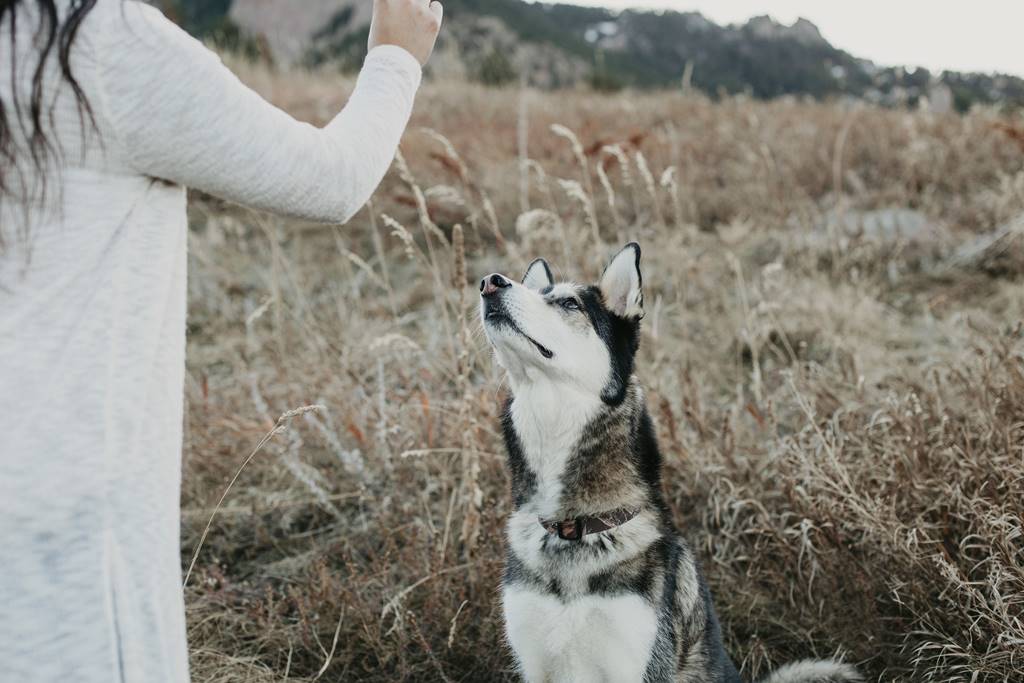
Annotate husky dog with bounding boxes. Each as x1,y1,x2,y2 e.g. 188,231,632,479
479,243,861,683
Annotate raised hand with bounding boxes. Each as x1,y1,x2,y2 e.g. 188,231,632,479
368,0,443,66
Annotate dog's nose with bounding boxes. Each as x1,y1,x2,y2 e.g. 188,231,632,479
480,273,511,297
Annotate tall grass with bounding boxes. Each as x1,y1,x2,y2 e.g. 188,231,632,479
181,62,1024,682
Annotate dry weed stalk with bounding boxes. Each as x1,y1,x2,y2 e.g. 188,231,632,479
366,204,399,317
602,144,641,223
522,157,559,213
451,224,483,555
380,213,423,264
481,194,510,255
558,178,603,251
395,150,450,247
421,127,507,253
635,150,665,229
183,404,324,588
597,151,625,234
550,123,594,201
517,87,531,213
421,127,471,186
515,208,571,264
660,166,686,233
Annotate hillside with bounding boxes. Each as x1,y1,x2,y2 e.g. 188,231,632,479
166,0,1024,109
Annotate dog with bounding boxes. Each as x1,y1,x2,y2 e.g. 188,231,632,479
479,243,861,683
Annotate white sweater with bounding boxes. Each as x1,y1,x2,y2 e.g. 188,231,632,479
0,1,421,681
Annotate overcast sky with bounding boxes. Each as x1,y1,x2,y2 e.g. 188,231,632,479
544,0,1024,77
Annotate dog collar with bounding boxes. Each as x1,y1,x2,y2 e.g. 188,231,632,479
539,507,641,541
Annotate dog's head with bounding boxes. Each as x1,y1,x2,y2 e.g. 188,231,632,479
479,243,644,405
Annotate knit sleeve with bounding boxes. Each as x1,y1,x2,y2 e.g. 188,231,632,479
93,1,421,223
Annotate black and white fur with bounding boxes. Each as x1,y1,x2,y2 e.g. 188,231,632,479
480,244,861,683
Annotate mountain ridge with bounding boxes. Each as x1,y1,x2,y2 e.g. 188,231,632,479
166,0,1024,110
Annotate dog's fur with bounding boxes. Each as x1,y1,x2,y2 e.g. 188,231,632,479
480,244,861,683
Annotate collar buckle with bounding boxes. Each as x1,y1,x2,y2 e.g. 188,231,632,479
555,516,586,541
540,508,640,542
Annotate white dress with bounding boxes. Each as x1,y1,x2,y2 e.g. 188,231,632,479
0,1,421,680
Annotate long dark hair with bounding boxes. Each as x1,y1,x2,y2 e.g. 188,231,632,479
1,0,99,248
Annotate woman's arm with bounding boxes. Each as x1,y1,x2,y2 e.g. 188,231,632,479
93,0,440,223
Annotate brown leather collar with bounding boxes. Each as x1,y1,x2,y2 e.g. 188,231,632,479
539,507,641,541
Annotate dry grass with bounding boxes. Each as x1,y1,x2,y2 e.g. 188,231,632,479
181,63,1024,682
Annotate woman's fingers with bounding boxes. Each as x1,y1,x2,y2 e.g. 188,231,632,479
368,0,443,66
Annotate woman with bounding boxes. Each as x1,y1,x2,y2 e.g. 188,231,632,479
0,0,441,680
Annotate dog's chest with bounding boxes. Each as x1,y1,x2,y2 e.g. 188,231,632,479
503,584,658,683
503,399,660,681
505,391,656,578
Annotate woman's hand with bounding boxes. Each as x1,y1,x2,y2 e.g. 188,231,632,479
368,0,443,66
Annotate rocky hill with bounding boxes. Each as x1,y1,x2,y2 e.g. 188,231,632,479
165,0,1024,110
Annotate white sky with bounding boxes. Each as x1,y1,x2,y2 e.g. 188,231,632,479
543,1,1024,77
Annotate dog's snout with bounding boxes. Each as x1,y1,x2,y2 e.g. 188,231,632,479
480,273,512,297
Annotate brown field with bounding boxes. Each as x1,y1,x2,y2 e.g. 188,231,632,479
181,60,1024,682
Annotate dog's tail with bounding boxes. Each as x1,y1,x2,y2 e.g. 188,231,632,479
756,659,862,683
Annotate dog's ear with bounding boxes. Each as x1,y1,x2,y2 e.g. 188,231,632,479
599,243,643,319
522,258,554,290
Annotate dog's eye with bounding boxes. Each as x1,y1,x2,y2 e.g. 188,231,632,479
559,298,580,311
